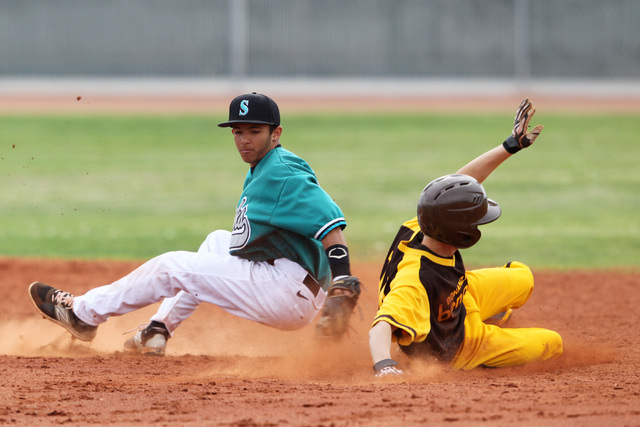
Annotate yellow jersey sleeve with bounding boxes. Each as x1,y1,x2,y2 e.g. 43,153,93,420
373,264,432,346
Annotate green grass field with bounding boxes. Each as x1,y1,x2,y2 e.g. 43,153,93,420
1,111,638,269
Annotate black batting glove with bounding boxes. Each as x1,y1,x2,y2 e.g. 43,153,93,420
503,98,544,154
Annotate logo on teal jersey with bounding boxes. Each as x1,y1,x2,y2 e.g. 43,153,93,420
230,197,251,250
239,100,249,116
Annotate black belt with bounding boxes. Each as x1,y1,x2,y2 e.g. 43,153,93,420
303,274,321,297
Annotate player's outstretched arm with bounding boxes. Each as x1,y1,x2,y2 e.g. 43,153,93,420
369,321,393,362
369,321,404,377
457,98,543,184
315,227,362,339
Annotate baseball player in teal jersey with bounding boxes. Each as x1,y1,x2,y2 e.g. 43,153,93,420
28,93,361,355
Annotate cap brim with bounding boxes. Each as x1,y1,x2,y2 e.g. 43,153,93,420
476,199,502,225
218,120,278,128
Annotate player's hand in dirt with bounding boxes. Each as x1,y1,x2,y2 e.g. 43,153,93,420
373,359,404,378
503,98,544,154
375,366,404,378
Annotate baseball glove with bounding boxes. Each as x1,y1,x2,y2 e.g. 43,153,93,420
315,276,361,339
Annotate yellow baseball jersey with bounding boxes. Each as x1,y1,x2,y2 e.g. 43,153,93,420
373,217,467,362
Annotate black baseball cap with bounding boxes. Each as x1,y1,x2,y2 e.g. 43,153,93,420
218,92,280,127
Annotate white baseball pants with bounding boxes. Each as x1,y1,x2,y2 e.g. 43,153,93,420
73,230,327,333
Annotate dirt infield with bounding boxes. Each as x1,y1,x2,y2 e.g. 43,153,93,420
2,93,639,425
2,257,639,426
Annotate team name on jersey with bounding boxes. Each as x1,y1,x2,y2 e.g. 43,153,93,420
438,275,467,321
230,197,251,250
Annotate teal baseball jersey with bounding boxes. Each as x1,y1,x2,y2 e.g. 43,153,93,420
229,146,346,289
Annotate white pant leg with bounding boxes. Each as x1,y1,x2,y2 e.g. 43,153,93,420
149,230,232,333
149,290,200,334
73,230,326,332
197,229,232,254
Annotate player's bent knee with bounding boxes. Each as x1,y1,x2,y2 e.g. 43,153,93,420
501,261,535,306
505,261,533,282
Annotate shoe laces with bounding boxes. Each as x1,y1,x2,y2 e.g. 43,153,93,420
123,324,148,335
52,289,75,309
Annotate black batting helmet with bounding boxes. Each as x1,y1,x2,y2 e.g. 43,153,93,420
417,174,502,249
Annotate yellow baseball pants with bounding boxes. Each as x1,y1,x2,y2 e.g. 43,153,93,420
452,261,563,370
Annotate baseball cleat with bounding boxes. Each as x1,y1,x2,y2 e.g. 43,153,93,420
28,282,98,341
485,308,513,327
124,323,169,356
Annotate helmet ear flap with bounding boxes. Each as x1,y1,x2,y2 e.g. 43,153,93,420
455,228,482,249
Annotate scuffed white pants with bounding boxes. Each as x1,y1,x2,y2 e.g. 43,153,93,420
73,230,326,333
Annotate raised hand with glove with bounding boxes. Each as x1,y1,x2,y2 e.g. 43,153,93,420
453,98,544,184
502,98,544,154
